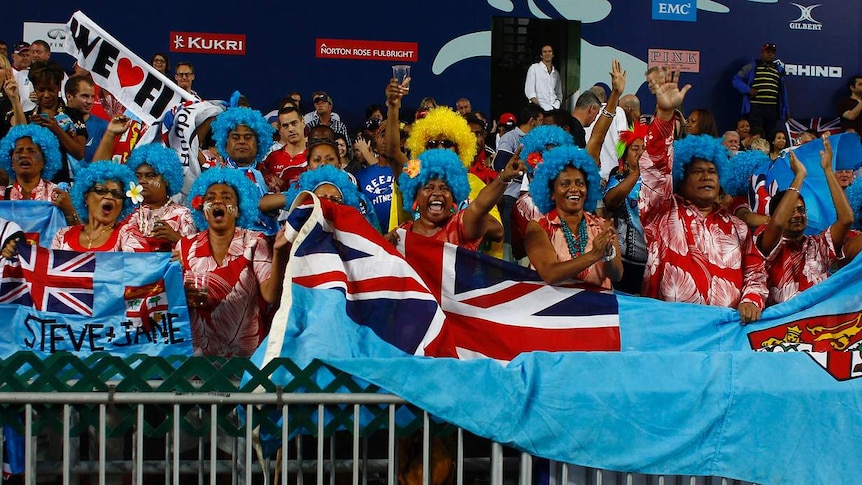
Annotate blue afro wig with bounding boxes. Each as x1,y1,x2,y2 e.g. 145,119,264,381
530,145,602,215
722,150,771,197
845,177,862,230
71,161,136,223
399,149,471,212
187,167,259,230
671,134,731,192
294,165,361,210
0,124,63,181
520,125,574,175
124,143,185,197
210,107,275,165
521,125,574,156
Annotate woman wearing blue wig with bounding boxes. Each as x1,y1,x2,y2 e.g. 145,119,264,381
0,124,78,224
386,149,523,251
176,167,289,357
51,161,136,251
524,144,622,288
118,144,197,252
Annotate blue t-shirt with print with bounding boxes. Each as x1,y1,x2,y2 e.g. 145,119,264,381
355,164,394,232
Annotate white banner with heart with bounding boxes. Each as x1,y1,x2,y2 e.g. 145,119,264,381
63,11,196,126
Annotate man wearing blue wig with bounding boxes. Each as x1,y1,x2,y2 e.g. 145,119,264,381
639,68,768,324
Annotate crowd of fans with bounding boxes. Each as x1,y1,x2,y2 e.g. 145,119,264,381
2,37,862,359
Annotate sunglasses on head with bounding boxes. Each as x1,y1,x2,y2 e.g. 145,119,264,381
425,139,456,149
90,187,125,200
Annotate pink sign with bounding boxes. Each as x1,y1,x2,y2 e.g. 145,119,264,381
648,48,700,72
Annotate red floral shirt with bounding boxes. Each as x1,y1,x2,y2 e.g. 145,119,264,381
639,118,767,309
755,226,836,305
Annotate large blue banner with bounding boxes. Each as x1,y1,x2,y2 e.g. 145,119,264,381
254,194,862,485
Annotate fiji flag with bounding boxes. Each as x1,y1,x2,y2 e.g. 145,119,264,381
753,132,862,234
0,201,67,248
257,192,862,485
0,245,192,358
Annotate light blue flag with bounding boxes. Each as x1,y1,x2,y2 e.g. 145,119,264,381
0,201,67,248
0,244,192,358
765,133,862,234
255,196,862,485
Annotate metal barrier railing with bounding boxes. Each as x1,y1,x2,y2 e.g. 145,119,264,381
0,353,757,485
0,392,756,485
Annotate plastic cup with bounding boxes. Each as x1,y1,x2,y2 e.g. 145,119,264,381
392,65,411,87
183,271,210,308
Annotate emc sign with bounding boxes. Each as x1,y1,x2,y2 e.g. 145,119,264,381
652,0,696,22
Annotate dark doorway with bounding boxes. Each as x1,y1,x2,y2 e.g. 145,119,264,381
490,17,581,122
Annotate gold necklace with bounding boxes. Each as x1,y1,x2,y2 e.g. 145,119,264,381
83,224,114,249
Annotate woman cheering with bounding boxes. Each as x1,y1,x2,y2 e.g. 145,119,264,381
51,161,135,251
525,145,622,287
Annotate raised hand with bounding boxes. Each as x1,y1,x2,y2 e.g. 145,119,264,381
500,146,526,183
3,78,19,101
820,132,834,172
787,150,807,180
107,115,132,135
385,77,409,109
655,65,691,112
610,59,626,95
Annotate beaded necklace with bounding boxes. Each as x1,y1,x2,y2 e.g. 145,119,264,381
560,216,588,258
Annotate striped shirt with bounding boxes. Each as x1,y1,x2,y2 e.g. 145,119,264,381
751,63,780,105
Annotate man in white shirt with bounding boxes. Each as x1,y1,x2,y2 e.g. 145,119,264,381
584,85,628,182
524,45,562,111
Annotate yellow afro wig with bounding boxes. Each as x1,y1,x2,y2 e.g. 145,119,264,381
405,107,477,167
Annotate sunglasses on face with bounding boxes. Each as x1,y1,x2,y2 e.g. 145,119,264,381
425,139,456,149
90,187,125,200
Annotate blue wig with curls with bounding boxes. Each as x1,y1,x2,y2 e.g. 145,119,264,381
845,178,862,230
71,161,136,223
187,167,259,230
671,134,731,192
722,150,772,197
399,149,471,212
210,107,275,165
520,125,574,176
530,145,602,215
294,165,361,210
124,144,185,197
0,124,63,181
521,125,574,155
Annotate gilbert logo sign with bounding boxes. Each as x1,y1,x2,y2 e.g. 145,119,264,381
316,39,418,62
171,32,246,55
651,0,696,22
789,3,823,31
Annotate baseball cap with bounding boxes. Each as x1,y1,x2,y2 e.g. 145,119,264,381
13,41,30,55
499,113,517,127
762,42,777,52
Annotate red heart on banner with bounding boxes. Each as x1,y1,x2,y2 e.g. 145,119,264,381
116,58,145,88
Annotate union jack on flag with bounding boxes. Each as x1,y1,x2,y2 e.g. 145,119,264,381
279,192,620,363
785,117,843,144
0,244,96,316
